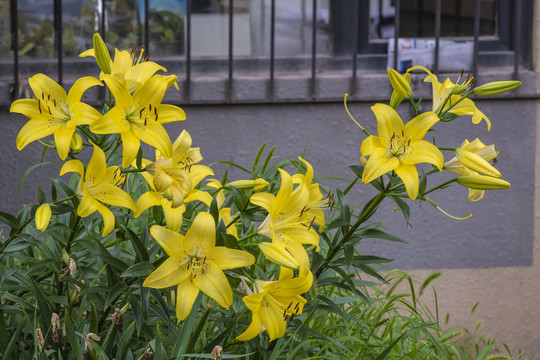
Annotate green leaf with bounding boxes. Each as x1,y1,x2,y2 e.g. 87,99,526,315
3,316,25,359
440,112,460,122
36,185,47,204
251,142,267,175
49,202,74,215
389,195,410,222
15,162,52,204
418,169,427,195
223,233,238,249
90,301,98,333
105,282,128,309
123,226,150,262
335,189,350,227
349,165,364,178
374,325,431,360
149,289,172,327
136,147,143,170
343,243,354,269
355,227,407,243
230,186,246,213
217,161,251,174
32,280,52,334
115,322,135,360
173,293,202,358
209,199,219,226
64,310,83,360
0,211,20,230
122,261,154,277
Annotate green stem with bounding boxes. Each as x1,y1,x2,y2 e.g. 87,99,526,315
438,89,474,118
237,232,258,242
121,168,148,174
314,182,391,278
409,97,419,117
438,147,457,151
421,178,458,196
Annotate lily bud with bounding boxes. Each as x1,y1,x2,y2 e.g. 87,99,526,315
226,178,269,192
451,85,468,95
388,69,412,98
259,242,299,269
454,148,501,178
456,175,510,190
92,33,111,75
70,133,83,153
389,91,404,109
35,203,51,232
471,81,521,96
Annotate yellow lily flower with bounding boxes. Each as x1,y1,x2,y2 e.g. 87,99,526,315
80,34,178,93
143,212,255,320
10,74,103,160
444,138,504,201
60,143,137,236
237,268,312,341
292,157,327,232
250,168,319,270
90,74,186,168
360,103,443,200
407,66,491,130
135,131,213,231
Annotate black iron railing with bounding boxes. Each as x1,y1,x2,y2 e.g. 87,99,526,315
6,0,533,104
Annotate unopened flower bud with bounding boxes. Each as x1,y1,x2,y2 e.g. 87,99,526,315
69,258,77,276
35,203,51,232
388,69,412,98
471,81,521,96
70,133,83,153
259,242,299,269
226,178,269,192
455,148,501,178
92,33,111,75
451,85,468,95
456,175,510,190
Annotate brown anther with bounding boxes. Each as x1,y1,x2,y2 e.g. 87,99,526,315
131,45,137,54
300,223,309,228
459,68,465,78
407,139,411,146
178,160,184,165
37,99,42,114
41,92,45,100
283,308,287,318
193,274,197,279
47,94,50,100
144,52,151,61
53,99,56,107
401,130,404,137
289,314,295,322
307,216,316,230
471,79,477,88
144,118,147,126
492,158,498,165
47,106,52,115
294,302,300,310
149,104,152,111
154,107,157,115
139,107,146,118
155,113,159,122
287,302,293,310
203,256,206,263
299,206,310,217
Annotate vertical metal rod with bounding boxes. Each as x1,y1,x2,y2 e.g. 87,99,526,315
351,0,359,96
101,0,106,36
270,0,276,100
185,0,192,102
228,0,234,102
393,0,400,70
54,0,63,85
472,0,480,76
433,0,441,73
513,0,520,78
144,0,149,52
310,0,317,99
10,0,18,100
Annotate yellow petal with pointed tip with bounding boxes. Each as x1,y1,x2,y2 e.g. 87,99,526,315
209,247,255,270
176,280,200,320
143,255,191,289
150,225,185,257
394,165,419,200
193,260,232,307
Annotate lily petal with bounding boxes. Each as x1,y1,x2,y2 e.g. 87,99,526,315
67,76,103,105
403,140,444,170
371,103,404,144
184,212,216,257
175,279,200,320
208,246,255,270
362,147,399,183
193,260,232,307
144,254,191,289
395,165,420,200
405,112,439,141
150,225,186,257
16,119,56,150
236,312,263,341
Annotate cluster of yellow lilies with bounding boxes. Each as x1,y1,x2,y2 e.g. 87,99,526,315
11,33,328,341
359,66,518,202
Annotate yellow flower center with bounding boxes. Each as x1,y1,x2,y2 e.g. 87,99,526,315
186,255,209,278
387,132,412,161
39,92,71,124
126,103,157,128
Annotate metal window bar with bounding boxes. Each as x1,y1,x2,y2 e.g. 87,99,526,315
5,0,527,103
